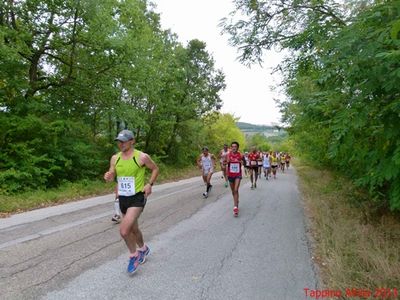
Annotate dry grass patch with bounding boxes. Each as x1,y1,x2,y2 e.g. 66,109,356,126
296,160,400,294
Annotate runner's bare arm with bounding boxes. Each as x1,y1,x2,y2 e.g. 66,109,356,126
104,155,117,182
197,155,202,169
211,154,217,167
140,152,159,197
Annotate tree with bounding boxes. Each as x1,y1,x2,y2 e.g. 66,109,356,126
246,133,271,152
0,0,227,194
202,112,246,155
221,1,400,210
163,39,226,161
221,0,346,65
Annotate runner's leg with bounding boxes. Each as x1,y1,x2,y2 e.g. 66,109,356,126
206,172,213,192
254,167,258,188
234,177,241,208
221,163,228,187
202,173,208,197
120,207,143,256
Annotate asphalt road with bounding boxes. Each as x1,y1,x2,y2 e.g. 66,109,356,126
0,167,319,300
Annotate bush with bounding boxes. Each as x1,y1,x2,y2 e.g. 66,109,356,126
0,114,111,194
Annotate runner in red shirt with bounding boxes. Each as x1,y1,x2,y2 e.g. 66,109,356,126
248,146,260,189
226,141,243,217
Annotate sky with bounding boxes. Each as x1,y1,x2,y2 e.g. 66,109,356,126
152,0,285,126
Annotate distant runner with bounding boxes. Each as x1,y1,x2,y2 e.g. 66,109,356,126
279,152,285,172
226,141,243,217
218,144,230,188
197,146,216,198
243,152,250,177
257,151,263,179
263,151,271,180
248,147,260,189
270,151,278,179
285,153,291,169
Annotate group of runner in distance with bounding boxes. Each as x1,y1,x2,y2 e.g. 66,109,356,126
105,131,290,274
196,142,291,217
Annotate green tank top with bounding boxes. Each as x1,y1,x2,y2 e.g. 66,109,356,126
115,150,145,194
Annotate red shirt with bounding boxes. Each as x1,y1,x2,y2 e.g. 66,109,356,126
227,151,242,177
248,152,260,168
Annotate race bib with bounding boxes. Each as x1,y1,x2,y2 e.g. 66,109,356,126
250,160,257,166
229,162,240,174
203,160,211,169
118,176,135,196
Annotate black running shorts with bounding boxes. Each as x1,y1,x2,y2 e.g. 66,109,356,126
119,192,147,214
228,176,242,183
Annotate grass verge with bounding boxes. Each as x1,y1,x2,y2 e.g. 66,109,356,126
296,159,400,296
0,164,200,217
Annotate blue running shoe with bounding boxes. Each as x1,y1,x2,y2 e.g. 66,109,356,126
127,255,140,274
138,245,150,264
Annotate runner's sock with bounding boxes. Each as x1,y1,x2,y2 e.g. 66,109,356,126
138,245,147,252
114,199,121,215
130,250,139,258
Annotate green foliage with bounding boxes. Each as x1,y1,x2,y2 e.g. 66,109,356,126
245,133,271,152
268,135,293,154
289,2,400,210
202,113,246,155
221,0,346,65
164,119,206,166
224,1,400,210
0,114,110,194
0,0,226,195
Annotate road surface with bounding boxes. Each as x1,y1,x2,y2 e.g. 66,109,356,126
0,167,319,299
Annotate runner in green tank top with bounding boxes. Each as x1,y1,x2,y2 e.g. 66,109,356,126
104,130,159,275
111,148,146,223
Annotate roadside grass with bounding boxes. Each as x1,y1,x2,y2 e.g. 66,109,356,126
295,160,400,294
0,164,200,217
156,163,200,183
0,180,114,217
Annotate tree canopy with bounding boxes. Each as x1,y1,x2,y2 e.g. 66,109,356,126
222,0,400,210
0,0,236,194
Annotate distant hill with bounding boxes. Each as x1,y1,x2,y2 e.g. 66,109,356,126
236,122,275,131
236,122,286,137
